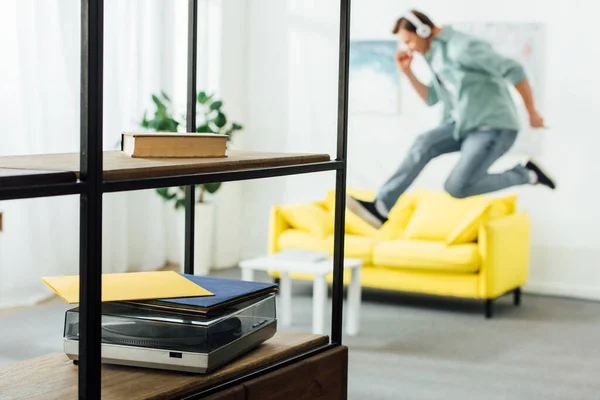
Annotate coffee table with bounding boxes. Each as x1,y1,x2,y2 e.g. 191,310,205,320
239,252,363,336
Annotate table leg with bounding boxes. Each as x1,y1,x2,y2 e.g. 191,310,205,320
241,268,254,282
280,271,292,327
312,274,327,335
346,266,361,335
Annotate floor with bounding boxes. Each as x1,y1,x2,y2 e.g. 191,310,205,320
1,268,600,399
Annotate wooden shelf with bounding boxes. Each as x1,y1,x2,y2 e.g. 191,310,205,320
0,150,331,182
0,331,329,400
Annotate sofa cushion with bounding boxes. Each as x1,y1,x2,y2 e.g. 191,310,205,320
322,189,415,240
277,229,331,253
372,239,480,274
277,229,381,264
403,189,517,243
278,203,333,239
403,190,492,241
321,190,379,237
445,194,518,245
444,203,491,245
373,194,416,240
326,234,383,264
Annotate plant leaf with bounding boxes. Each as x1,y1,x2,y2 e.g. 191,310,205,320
141,111,150,128
156,187,177,201
156,107,167,118
147,119,160,130
175,199,186,209
212,112,227,128
196,123,213,133
204,182,222,194
232,123,243,130
166,118,179,132
197,91,213,104
161,91,171,102
152,94,163,108
156,187,169,196
209,100,223,111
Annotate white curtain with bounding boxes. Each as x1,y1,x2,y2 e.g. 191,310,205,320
0,0,223,308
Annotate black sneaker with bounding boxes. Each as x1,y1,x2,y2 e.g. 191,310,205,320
345,195,387,228
525,160,556,189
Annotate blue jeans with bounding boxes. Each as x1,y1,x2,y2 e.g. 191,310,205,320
377,122,530,210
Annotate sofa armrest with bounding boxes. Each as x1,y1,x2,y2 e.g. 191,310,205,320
478,212,530,299
268,205,292,254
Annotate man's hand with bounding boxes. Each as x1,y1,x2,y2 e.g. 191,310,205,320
395,50,413,74
529,111,545,128
514,79,545,128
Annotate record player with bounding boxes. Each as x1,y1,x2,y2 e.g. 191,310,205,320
63,294,277,373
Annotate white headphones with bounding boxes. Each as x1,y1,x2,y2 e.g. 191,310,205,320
403,11,432,38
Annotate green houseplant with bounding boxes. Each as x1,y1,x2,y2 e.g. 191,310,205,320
141,91,243,208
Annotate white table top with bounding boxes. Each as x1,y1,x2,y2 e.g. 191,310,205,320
239,253,363,275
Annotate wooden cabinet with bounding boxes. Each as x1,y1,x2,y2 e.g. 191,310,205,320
204,386,246,400
245,346,348,400
0,332,348,400
202,346,348,400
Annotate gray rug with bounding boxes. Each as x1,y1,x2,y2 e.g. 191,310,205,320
1,268,599,400
342,290,600,400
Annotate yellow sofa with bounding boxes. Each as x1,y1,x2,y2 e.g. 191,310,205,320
268,188,530,318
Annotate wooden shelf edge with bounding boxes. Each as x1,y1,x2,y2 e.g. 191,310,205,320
0,331,330,400
0,150,332,182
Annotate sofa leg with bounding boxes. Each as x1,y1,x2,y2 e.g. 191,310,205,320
513,287,521,306
485,299,494,319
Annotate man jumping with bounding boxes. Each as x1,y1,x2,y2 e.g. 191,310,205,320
347,10,555,229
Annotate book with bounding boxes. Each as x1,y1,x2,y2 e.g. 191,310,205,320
121,132,228,158
42,271,214,304
124,275,278,315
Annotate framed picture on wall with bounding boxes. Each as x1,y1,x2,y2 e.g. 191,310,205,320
349,40,401,115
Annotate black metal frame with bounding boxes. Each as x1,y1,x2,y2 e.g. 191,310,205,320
102,161,343,193
79,0,104,397
332,0,351,346
0,0,351,398
0,181,84,201
184,0,199,276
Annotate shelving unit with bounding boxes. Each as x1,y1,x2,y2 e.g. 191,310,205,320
0,0,351,398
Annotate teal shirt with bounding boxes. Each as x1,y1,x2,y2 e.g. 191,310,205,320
424,26,527,139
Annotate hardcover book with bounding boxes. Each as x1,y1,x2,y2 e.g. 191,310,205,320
121,132,228,158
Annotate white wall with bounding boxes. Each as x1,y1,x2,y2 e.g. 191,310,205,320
210,0,248,268
239,0,600,300
0,1,177,308
239,0,294,259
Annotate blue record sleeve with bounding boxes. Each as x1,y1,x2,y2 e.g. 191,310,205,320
152,274,277,309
